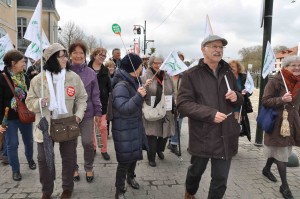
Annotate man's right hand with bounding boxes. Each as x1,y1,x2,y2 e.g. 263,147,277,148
213,112,227,123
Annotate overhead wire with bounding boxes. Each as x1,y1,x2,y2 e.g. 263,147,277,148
149,0,183,32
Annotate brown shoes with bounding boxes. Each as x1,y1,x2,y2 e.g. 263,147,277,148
61,190,72,199
185,191,196,199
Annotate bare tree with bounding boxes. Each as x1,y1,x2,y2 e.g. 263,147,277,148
85,35,97,53
238,45,262,72
58,21,86,50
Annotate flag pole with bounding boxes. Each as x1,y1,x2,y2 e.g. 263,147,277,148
39,0,44,98
279,67,289,93
149,50,173,81
206,15,213,35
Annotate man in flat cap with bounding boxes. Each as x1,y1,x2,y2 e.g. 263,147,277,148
177,35,244,199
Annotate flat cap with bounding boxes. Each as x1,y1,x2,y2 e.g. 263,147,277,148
201,35,228,48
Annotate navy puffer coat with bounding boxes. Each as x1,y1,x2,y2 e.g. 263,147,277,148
111,69,149,163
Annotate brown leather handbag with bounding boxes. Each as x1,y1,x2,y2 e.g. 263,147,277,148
50,115,80,142
2,73,35,124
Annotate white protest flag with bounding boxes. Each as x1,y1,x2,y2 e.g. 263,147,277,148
24,1,41,44
245,71,255,94
0,34,14,70
26,58,32,71
160,51,189,76
262,41,276,79
204,15,213,38
25,30,50,61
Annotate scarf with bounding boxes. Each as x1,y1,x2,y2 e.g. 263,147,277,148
9,70,27,111
150,67,164,107
46,69,68,118
281,68,300,99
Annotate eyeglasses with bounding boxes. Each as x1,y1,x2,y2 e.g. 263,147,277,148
153,62,162,65
97,54,107,58
205,45,225,50
57,52,68,59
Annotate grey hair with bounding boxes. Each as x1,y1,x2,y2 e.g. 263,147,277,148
282,55,300,67
149,53,164,66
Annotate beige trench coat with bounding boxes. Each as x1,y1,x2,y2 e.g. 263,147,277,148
141,68,175,138
25,70,88,143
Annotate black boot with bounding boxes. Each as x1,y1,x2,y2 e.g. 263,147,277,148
115,188,126,199
157,137,168,160
126,174,139,189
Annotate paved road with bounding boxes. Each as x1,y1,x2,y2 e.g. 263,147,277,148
0,89,300,199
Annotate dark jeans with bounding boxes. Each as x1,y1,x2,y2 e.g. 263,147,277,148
37,139,77,195
115,161,137,190
186,156,232,199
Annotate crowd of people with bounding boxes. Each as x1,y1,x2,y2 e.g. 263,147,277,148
0,34,299,199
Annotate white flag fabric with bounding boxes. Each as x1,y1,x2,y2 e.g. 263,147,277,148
262,41,276,79
204,15,213,38
26,58,33,71
297,42,300,56
160,51,189,76
245,71,254,94
24,1,41,44
0,34,14,71
25,30,50,61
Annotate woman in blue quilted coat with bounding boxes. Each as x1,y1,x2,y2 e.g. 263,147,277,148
111,53,151,199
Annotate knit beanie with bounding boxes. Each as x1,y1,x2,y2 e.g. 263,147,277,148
121,53,142,73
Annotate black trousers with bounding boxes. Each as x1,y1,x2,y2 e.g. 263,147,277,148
37,139,76,195
146,135,168,161
115,161,137,191
186,156,232,199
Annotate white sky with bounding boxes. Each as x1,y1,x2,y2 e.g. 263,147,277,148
56,0,300,62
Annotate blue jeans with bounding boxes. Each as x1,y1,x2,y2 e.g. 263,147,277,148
5,120,33,172
170,117,183,145
3,135,7,157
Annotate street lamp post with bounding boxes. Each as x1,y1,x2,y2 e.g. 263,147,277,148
52,25,62,43
133,20,154,55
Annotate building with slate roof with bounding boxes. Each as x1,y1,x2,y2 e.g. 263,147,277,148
0,0,60,52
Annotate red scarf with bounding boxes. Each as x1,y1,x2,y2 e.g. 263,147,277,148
281,68,300,99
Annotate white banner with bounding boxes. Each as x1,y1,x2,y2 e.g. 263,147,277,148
204,14,213,38
25,30,50,61
24,1,41,44
262,41,276,79
0,34,14,70
245,71,254,94
160,51,189,76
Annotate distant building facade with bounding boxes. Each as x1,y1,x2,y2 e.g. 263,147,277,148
0,0,60,52
0,0,17,45
275,46,298,68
